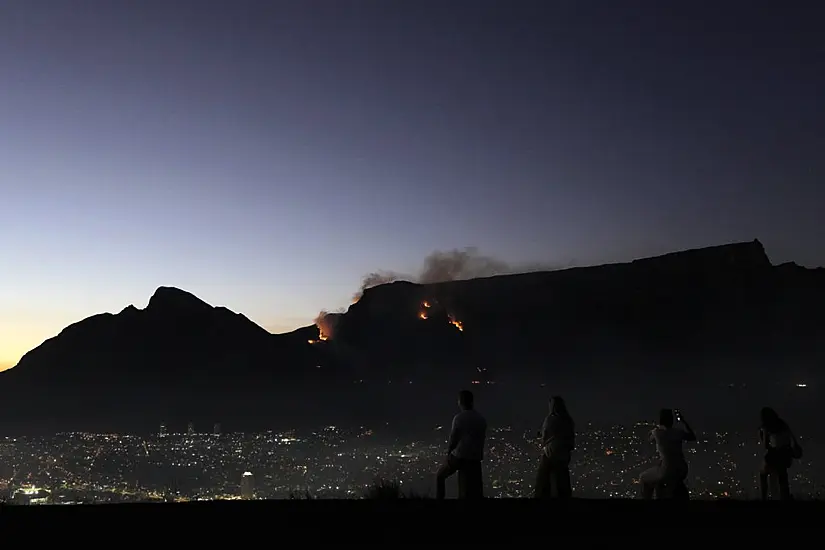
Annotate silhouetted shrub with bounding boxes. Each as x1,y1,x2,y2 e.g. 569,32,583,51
362,478,430,499
288,489,314,500
362,478,403,499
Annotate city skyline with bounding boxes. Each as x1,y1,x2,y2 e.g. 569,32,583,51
2,424,820,502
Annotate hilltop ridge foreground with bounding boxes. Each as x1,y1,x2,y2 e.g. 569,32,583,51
1,239,824,435
2,500,821,534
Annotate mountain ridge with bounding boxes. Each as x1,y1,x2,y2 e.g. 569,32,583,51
3,239,825,436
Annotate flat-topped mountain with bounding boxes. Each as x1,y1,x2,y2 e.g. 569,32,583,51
2,240,824,436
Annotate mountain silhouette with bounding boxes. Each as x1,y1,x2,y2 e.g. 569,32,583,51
2,240,824,436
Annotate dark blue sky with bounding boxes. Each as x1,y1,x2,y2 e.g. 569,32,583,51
1,0,823,367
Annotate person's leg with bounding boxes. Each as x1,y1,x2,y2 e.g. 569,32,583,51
436,456,458,500
667,463,689,501
458,460,484,499
534,455,552,498
777,468,791,501
556,464,572,499
640,465,662,500
760,457,771,500
456,460,470,499
473,460,483,499
769,471,779,499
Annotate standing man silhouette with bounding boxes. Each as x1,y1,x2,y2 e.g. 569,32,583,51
436,390,487,499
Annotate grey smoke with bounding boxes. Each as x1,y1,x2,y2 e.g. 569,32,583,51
418,247,511,284
358,271,404,294
319,247,565,336
314,309,345,340
363,247,563,290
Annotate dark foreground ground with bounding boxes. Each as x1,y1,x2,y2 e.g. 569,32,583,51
2,499,821,536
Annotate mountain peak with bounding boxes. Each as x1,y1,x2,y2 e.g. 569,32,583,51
146,286,212,312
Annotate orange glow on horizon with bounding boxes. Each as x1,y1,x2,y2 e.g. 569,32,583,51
0,316,81,373
2,311,320,374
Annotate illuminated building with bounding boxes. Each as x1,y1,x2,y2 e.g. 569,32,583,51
12,486,50,505
241,471,255,499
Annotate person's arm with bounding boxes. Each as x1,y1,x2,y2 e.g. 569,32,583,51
540,416,551,445
680,417,697,442
447,415,461,455
759,428,768,449
786,426,800,449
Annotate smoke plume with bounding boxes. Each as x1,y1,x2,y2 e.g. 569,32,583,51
417,247,512,284
315,247,564,338
314,309,344,340
371,247,559,287
352,270,405,303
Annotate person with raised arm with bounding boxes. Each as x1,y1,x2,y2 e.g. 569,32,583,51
640,408,696,499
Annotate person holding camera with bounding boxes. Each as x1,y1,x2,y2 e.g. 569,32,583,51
640,408,696,500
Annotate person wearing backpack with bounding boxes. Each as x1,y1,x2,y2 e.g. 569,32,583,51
759,406,803,501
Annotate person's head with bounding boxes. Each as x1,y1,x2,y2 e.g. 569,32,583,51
458,390,474,410
549,396,569,417
659,408,674,428
760,407,784,432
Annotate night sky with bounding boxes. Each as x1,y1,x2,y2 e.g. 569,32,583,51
1,0,823,369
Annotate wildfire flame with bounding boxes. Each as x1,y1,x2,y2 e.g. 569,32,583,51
417,300,463,331
448,315,464,332
418,301,431,320
314,310,342,341
308,335,327,345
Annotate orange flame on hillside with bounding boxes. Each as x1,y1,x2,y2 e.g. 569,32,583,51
448,315,464,332
314,310,340,342
418,300,431,320
417,300,464,331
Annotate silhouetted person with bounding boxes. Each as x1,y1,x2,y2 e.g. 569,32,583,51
436,390,487,499
640,408,696,500
534,396,575,499
759,407,801,501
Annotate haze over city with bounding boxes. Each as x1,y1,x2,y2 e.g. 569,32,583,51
2,0,823,372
